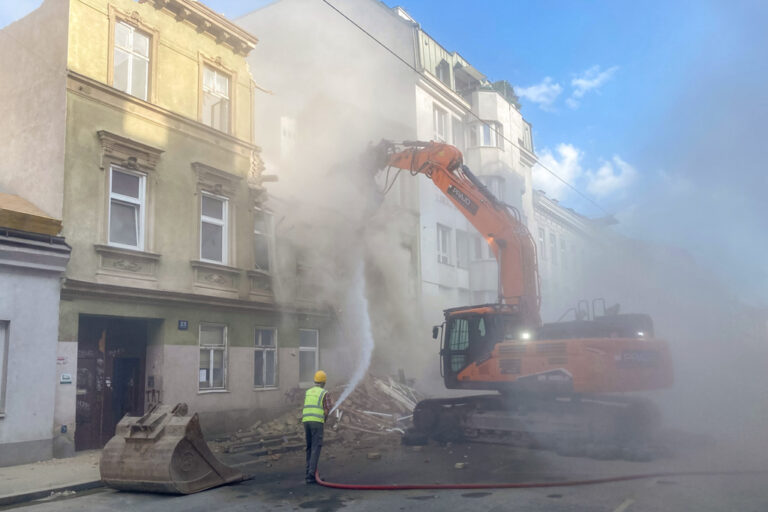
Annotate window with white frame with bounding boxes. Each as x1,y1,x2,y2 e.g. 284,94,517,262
433,105,447,142
113,21,149,101
254,327,277,388
437,224,451,264
469,121,503,149
253,208,272,272
202,65,230,133
456,230,469,269
0,322,7,415
199,323,226,391
299,329,319,386
109,167,145,249
538,227,546,260
200,193,228,264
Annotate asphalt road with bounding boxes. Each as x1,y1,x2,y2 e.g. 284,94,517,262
10,436,768,511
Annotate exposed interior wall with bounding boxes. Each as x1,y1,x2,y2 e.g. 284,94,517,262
0,0,69,219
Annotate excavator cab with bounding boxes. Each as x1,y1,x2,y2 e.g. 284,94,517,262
440,305,527,389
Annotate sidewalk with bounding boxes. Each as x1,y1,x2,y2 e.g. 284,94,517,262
0,450,103,507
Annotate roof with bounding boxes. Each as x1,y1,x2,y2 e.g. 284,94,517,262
0,193,62,236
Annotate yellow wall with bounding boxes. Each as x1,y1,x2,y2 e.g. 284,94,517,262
67,0,253,142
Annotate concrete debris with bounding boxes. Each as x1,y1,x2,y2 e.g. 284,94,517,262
221,373,424,458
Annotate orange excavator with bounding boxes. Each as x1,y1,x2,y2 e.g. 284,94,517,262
369,140,673,459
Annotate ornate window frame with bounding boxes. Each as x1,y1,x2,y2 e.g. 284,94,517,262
107,5,159,103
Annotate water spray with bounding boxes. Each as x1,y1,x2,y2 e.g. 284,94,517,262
330,259,374,414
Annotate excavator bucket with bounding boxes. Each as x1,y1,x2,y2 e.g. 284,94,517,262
100,403,246,494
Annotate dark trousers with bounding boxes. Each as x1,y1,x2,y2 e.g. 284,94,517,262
304,421,324,481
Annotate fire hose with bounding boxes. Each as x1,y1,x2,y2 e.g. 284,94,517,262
315,468,767,490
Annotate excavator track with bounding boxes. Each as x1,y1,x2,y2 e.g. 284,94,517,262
407,393,662,461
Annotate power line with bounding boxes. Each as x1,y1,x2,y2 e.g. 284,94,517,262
319,0,611,216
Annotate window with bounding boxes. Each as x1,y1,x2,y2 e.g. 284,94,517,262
254,328,277,388
109,167,145,249
456,230,469,269
0,322,7,415
550,233,558,265
299,329,319,386
452,117,464,152
253,208,272,272
433,105,447,142
113,21,149,100
521,121,534,152
436,59,450,87
538,228,546,260
437,224,451,264
561,235,567,268
199,324,226,391
200,193,228,264
202,66,230,133
470,122,503,149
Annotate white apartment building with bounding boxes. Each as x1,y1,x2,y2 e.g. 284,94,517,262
404,19,537,322
532,189,618,321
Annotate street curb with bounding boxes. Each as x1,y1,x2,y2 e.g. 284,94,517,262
0,480,104,507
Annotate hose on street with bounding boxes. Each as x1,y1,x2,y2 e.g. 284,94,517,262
315,468,768,491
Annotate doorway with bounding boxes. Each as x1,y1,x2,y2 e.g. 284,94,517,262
75,316,148,450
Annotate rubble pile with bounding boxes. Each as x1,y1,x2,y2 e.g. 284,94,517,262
222,374,424,457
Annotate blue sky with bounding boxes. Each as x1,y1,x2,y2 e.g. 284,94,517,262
3,1,766,304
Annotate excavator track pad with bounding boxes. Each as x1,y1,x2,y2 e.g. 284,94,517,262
100,403,246,494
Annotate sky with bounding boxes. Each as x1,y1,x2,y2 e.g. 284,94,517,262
2,0,766,305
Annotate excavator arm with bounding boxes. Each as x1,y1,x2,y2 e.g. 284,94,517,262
371,140,541,327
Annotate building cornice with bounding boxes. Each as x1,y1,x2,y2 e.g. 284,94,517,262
139,0,258,56
0,229,70,274
61,278,332,317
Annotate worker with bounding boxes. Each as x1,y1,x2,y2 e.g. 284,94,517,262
302,370,333,484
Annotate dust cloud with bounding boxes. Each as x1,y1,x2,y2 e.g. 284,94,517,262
242,0,436,395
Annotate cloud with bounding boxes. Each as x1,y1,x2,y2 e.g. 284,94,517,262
515,77,563,110
584,156,637,197
534,144,637,200
567,65,618,108
533,143,582,198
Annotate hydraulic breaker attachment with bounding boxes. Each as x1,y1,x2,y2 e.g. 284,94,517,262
100,403,245,494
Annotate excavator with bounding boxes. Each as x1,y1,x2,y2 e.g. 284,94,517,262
369,140,673,460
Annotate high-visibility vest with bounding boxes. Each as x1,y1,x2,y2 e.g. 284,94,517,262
302,386,327,423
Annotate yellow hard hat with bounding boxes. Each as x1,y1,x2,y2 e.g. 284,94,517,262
314,370,327,383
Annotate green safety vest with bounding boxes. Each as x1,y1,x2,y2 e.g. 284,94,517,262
302,386,327,423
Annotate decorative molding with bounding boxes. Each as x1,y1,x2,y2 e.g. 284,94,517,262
97,130,164,173
190,259,240,293
191,162,242,196
139,0,258,56
62,278,296,314
247,269,273,294
94,244,160,281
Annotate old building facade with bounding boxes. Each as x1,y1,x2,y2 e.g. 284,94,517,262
0,0,333,461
